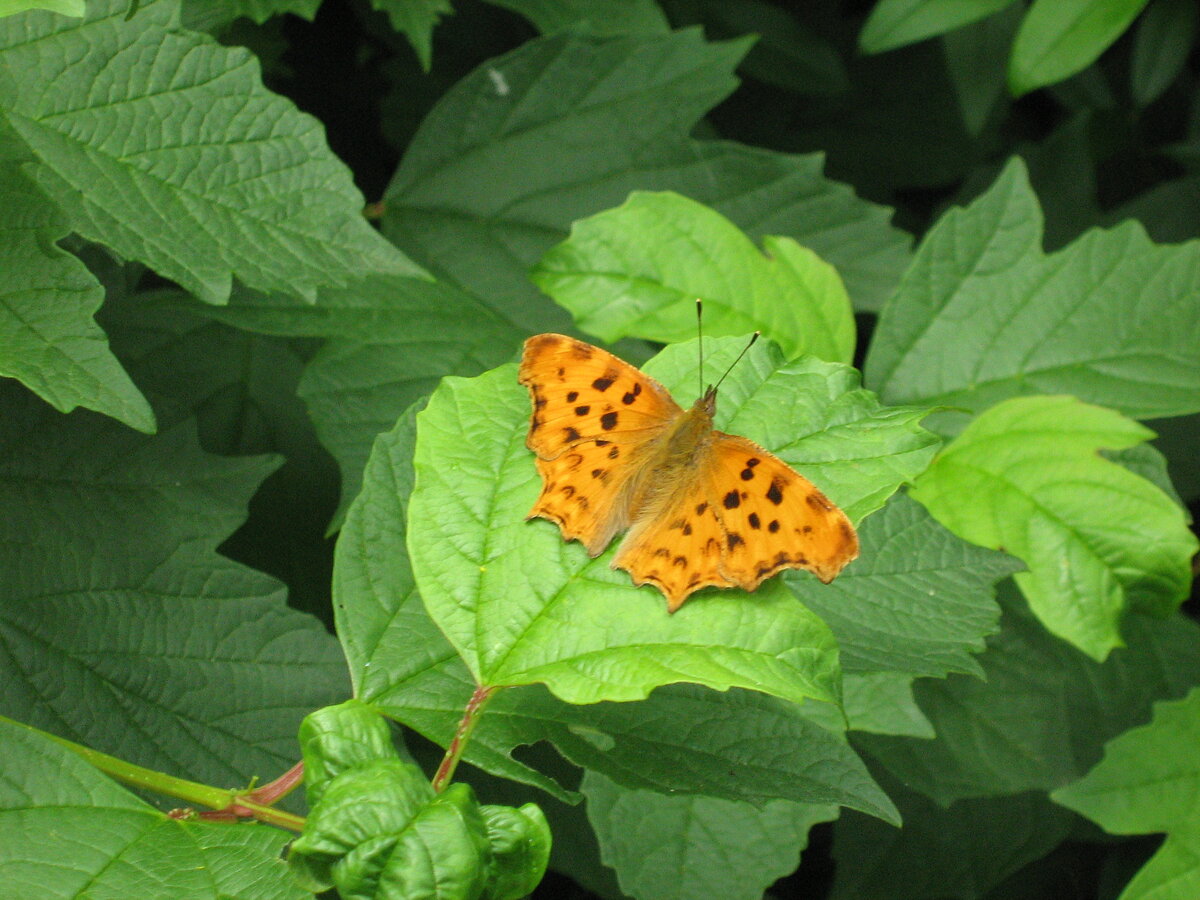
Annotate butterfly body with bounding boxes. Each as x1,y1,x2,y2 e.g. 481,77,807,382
519,333,857,612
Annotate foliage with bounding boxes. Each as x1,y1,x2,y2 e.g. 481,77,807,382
0,1,1197,899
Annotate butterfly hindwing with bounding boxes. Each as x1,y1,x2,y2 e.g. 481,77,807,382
705,433,859,589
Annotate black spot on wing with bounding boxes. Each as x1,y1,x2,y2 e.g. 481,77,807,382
600,411,618,430
723,490,740,509
767,478,785,505
748,512,761,529
727,533,744,549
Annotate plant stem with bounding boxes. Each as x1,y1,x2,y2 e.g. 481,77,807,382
0,715,306,832
432,684,499,792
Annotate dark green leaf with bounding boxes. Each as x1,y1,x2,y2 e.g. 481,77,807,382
0,717,307,900
0,0,414,304
200,273,523,526
941,5,1022,134
383,30,909,319
371,0,454,70
584,769,837,900
856,584,1200,805
832,775,1074,900
0,161,153,432
793,493,1017,679
0,384,348,792
178,0,319,31
866,158,1200,424
486,0,669,35
1131,0,1198,105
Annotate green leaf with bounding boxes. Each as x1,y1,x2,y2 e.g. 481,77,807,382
532,191,856,364
479,803,552,900
843,672,934,738
383,30,910,320
941,4,1022,135
0,718,307,900
292,767,492,898
299,700,407,807
0,384,348,792
337,405,901,821
583,769,838,900
690,0,847,95
911,395,1197,660
856,584,1200,805
865,157,1200,423
832,776,1075,900
291,709,552,900
0,0,415,304
486,0,669,35
0,0,83,17
1009,0,1152,96
178,0,320,31
0,161,154,433
1130,0,1198,105
370,0,453,70
793,493,1016,679
198,273,524,527
1053,688,1200,900
406,337,933,706
860,0,1016,54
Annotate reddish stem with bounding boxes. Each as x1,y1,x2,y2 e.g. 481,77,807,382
432,684,499,793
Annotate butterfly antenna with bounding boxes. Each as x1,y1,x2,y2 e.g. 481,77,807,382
696,298,704,399
711,332,761,395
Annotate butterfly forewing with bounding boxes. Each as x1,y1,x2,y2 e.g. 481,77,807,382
519,334,683,555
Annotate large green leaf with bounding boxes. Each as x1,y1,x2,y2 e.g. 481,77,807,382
911,395,1196,660
583,770,837,900
1009,0,1151,96
0,718,307,900
1053,688,1200,900
532,190,855,364
406,337,935,705
859,0,1017,53
0,0,415,304
865,157,1200,424
793,493,1017,679
856,584,1200,805
0,160,153,433
383,29,910,319
0,384,348,793
335,394,901,821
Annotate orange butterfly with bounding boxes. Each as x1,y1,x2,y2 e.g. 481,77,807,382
518,333,858,612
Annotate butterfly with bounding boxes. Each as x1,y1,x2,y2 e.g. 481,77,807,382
518,333,858,612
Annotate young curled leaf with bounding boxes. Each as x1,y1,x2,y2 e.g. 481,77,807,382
291,704,551,899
